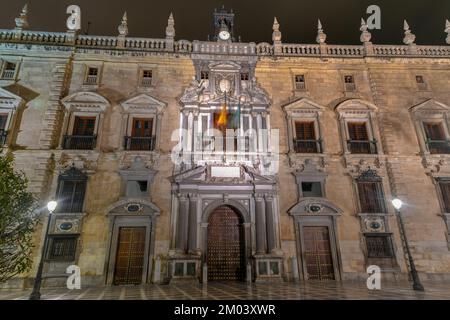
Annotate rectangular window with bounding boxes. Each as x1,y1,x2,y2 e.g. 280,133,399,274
241,73,249,81
347,122,376,154
294,121,319,153
423,122,450,154
301,182,323,197
1,62,16,79
344,75,356,91
0,114,8,146
57,180,87,213
357,181,386,213
85,67,99,85
47,236,78,261
63,116,96,150
415,75,428,90
439,180,450,212
294,74,306,90
365,235,394,258
124,118,154,151
73,116,96,136
200,71,209,80
141,70,153,87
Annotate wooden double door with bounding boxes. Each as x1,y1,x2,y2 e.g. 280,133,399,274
303,226,335,281
207,205,246,281
113,227,146,285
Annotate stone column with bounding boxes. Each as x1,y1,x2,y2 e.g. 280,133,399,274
255,195,267,254
175,194,189,253
188,194,198,253
265,195,276,253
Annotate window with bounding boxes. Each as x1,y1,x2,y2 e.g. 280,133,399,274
365,235,394,258
344,75,356,92
241,73,249,81
1,62,16,80
438,180,450,212
415,75,428,90
84,67,99,85
56,168,87,213
301,182,323,197
423,122,450,154
0,114,7,146
124,118,154,151
63,116,97,150
347,122,377,154
294,74,306,90
200,71,209,80
294,121,320,153
141,70,153,87
126,180,148,198
47,236,78,261
356,171,386,213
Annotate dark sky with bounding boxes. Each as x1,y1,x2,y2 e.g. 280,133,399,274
0,0,449,45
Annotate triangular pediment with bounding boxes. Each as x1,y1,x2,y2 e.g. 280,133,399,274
208,61,241,72
61,91,109,112
283,97,325,114
0,87,24,109
410,99,450,113
335,98,378,112
289,198,343,216
121,93,166,113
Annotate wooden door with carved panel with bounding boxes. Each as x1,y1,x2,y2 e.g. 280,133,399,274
207,205,245,281
303,226,335,280
113,227,146,285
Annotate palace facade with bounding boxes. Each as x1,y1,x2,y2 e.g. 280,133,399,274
1,6,450,288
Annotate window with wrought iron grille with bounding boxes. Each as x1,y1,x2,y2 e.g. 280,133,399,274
438,179,450,212
365,235,394,258
47,236,78,261
1,62,17,80
347,121,377,154
356,171,386,213
56,168,87,213
344,75,356,92
294,74,306,90
140,70,153,87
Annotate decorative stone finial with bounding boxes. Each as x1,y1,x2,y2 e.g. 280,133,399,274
272,17,281,42
166,12,175,39
445,19,450,44
403,20,416,45
316,19,327,44
15,4,29,30
360,18,372,43
118,12,128,36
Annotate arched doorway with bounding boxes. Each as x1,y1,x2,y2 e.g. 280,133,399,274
207,205,245,281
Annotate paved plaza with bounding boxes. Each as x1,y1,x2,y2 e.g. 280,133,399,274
1,281,449,300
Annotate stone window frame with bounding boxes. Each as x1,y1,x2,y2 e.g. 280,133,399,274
433,177,450,248
137,65,157,90
335,99,382,155
0,87,26,147
415,74,429,91
282,98,326,155
342,73,357,92
82,63,103,88
119,93,167,152
293,161,327,199
293,73,307,91
410,99,450,155
0,59,20,81
60,91,110,151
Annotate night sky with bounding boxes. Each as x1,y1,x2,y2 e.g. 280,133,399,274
0,0,449,45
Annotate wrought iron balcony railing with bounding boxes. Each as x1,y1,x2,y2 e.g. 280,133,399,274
62,135,97,150
347,140,377,155
124,136,155,151
293,139,322,154
426,139,450,154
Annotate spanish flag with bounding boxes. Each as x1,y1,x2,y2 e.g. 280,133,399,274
217,94,227,127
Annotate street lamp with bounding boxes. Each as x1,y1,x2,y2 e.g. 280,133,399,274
391,198,425,291
29,201,58,300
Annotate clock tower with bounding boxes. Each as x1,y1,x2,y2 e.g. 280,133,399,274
210,5,235,42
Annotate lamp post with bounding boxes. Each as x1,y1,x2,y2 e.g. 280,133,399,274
29,201,57,300
391,198,424,291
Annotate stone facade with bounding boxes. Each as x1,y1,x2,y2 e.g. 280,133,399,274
1,7,450,288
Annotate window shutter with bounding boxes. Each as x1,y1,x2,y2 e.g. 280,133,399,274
440,182,450,212
73,117,96,136
295,122,315,140
57,180,86,213
424,123,445,140
348,122,368,141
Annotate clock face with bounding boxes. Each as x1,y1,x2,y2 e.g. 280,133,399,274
219,30,230,40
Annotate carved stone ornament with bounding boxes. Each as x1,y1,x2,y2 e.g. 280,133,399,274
364,217,385,232
124,203,144,213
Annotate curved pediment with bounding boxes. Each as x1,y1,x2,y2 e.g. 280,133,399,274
409,99,450,114
289,198,343,217
61,91,110,112
120,93,167,114
335,98,378,113
106,198,160,216
282,97,325,115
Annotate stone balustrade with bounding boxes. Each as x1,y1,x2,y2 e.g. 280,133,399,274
0,28,449,59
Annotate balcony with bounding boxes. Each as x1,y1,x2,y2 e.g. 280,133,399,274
84,75,98,85
124,136,155,151
426,140,450,154
1,70,15,80
347,140,377,155
0,129,8,146
140,77,152,87
294,139,322,154
62,135,97,150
